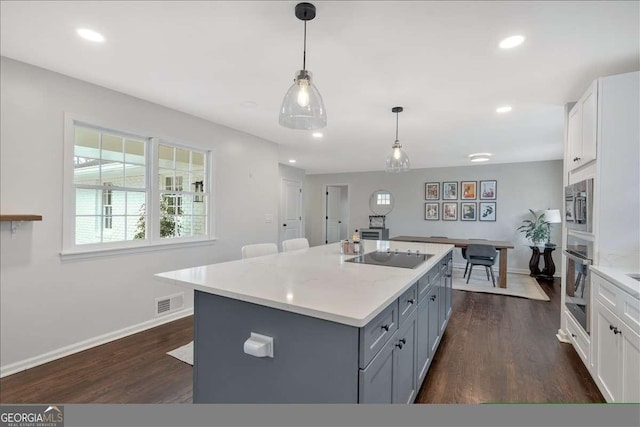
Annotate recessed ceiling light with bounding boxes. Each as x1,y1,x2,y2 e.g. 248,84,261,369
499,35,525,49
312,132,323,138
76,28,105,43
469,153,492,162
496,105,512,113
288,159,297,163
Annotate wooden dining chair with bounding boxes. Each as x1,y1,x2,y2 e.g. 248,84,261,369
465,244,498,286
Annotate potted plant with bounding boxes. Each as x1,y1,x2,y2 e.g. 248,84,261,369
517,209,550,248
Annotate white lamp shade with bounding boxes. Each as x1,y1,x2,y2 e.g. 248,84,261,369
543,209,562,223
385,144,410,172
279,71,327,130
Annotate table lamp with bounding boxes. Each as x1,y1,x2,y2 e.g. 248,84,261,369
543,209,562,246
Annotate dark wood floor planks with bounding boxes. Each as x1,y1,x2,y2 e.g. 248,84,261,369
0,278,603,404
416,278,604,403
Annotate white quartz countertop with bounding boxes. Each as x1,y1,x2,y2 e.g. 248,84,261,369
155,240,454,327
591,265,640,299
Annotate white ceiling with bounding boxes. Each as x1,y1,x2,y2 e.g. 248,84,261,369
1,1,638,174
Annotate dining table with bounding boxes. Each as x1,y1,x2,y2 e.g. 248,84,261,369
390,236,515,288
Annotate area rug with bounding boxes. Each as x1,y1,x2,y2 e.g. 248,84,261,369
452,267,550,301
167,341,193,366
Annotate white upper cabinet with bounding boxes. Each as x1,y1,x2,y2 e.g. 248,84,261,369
567,80,598,172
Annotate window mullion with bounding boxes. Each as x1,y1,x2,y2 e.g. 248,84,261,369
149,138,160,242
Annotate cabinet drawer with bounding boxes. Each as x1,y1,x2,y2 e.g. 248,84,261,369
621,289,640,334
417,267,439,303
359,300,398,368
594,273,619,314
398,283,417,326
593,272,640,334
565,308,590,366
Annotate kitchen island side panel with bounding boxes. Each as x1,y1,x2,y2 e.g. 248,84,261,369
193,290,360,403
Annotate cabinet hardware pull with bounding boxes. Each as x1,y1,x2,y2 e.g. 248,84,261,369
399,338,406,344
430,295,437,301
283,224,287,227
381,324,390,332
614,329,622,335
571,333,577,338
395,339,406,349
609,325,615,331
408,299,415,305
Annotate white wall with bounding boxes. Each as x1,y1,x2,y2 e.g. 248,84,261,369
0,57,279,374
305,160,564,273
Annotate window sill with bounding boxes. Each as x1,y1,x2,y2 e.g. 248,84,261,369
60,237,218,261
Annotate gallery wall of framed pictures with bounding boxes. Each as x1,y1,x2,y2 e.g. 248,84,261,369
424,180,497,222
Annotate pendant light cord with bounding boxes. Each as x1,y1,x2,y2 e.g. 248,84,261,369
302,21,307,70
395,111,399,142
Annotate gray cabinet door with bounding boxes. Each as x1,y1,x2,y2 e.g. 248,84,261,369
416,296,431,386
359,331,397,403
393,309,417,404
427,285,440,355
439,263,448,333
445,256,452,318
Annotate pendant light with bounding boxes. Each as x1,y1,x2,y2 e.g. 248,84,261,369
279,3,327,130
385,107,410,172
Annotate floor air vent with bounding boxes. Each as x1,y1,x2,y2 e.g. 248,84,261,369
156,292,184,316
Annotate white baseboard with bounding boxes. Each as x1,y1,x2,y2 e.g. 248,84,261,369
0,307,193,378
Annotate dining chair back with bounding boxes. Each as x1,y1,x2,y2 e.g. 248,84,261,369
462,239,489,278
465,244,498,286
282,238,310,252
241,243,278,259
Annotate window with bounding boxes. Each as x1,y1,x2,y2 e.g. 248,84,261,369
377,193,391,205
67,119,211,252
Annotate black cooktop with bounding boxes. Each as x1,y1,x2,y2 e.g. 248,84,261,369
345,250,433,269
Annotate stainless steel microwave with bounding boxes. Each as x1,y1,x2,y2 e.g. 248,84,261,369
565,178,593,233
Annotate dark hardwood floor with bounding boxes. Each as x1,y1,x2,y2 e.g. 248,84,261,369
416,277,604,403
0,277,604,404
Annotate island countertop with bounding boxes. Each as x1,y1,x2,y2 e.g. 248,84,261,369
155,240,454,327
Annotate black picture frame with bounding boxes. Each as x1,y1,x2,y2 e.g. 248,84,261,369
442,182,458,200
425,182,440,200
479,202,496,221
424,203,439,220
461,181,477,200
442,202,458,221
461,202,477,221
479,180,497,200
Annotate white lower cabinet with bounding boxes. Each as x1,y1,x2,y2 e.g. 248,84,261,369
591,272,640,403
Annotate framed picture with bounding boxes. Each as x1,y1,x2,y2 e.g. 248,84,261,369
424,203,439,220
479,202,496,221
461,181,477,200
442,202,458,221
425,182,440,200
442,182,458,200
480,180,497,200
461,202,477,221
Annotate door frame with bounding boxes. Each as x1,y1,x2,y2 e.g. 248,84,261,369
322,183,350,245
280,178,303,247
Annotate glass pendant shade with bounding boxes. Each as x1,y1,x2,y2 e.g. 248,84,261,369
385,141,410,172
279,70,327,130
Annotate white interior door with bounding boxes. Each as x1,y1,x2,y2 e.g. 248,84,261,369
326,186,342,244
281,179,302,244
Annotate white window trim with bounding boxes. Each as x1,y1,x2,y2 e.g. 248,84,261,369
62,113,216,259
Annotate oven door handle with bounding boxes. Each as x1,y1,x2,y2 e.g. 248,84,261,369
563,250,592,265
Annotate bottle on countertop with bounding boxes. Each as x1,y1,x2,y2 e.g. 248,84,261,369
353,229,360,253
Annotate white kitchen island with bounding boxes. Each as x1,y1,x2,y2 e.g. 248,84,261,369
155,240,454,403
